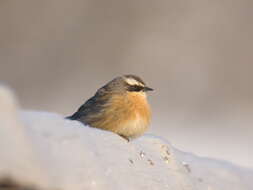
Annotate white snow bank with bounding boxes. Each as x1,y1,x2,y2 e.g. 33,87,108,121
0,85,252,190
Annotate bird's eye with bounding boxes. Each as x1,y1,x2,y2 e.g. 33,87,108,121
127,85,144,92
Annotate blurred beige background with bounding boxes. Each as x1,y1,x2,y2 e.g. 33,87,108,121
0,0,252,167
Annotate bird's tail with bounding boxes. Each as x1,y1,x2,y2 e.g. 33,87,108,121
65,115,74,120
65,112,79,120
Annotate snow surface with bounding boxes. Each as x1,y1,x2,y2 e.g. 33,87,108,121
0,85,252,190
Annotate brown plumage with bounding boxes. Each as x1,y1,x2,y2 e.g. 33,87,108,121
66,75,153,141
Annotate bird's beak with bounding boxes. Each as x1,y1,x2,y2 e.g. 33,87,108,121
143,86,154,91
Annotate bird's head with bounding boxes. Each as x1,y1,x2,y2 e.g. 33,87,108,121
97,75,153,97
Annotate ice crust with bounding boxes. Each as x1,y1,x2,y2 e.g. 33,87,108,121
0,85,252,190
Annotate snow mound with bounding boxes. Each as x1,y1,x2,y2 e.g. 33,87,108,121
0,85,252,190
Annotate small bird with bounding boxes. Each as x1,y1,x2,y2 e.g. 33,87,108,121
66,75,153,141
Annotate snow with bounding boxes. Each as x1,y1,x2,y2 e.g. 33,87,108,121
0,85,252,190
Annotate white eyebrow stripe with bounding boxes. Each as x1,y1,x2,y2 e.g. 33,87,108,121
125,78,144,87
